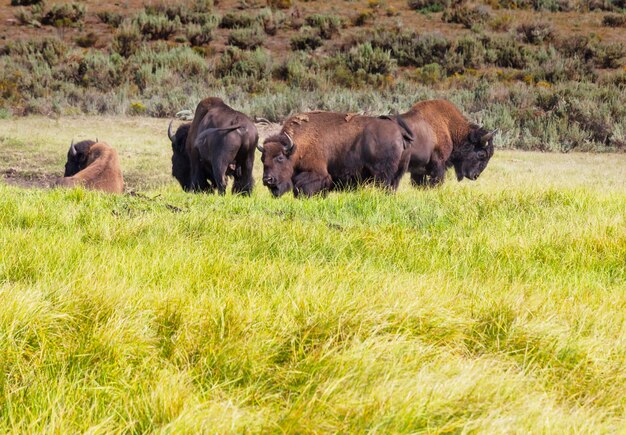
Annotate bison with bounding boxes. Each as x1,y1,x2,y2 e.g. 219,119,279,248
57,140,124,193
168,97,258,195
400,99,497,186
258,111,414,197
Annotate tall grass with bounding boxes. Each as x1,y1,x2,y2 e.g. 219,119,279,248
1,117,626,432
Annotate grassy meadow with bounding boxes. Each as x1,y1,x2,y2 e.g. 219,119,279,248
1,117,625,432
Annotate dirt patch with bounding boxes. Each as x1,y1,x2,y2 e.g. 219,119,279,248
2,168,59,189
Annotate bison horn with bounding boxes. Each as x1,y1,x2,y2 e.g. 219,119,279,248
70,139,77,156
256,142,264,153
480,129,498,146
168,120,175,141
284,133,294,152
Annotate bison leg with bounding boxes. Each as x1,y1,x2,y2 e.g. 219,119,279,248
232,147,255,196
390,153,410,191
410,171,427,187
293,171,332,197
427,158,446,187
188,148,210,192
211,159,230,195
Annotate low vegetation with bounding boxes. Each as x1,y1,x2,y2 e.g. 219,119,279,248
0,116,625,431
1,0,625,152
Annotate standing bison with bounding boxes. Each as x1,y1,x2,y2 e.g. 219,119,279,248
401,99,497,186
57,140,124,193
258,112,414,197
168,97,258,195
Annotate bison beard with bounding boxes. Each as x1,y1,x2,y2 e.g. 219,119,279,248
57,140,124,193
258,112,413,198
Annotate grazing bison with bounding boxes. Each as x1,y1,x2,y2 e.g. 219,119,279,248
400,99,497,186
57,140,124,193
168,97,258,195
258,111,414,197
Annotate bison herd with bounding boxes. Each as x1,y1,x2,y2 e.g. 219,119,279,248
57,97,497,197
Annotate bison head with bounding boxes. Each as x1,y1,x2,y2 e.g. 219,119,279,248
64,139,96,177
168,120,191,190
451,126,497,181
257,133,296,197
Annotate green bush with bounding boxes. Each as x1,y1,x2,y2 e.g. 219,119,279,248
220,12,256,28
407,0,449,13
10,0,42,5
592,42,626,68
113,24,142,57
415,63,445,84
257,8,286,36
516,21,554,44
602,13,626,27
41,3,85,27
442,6,492,29
75,32,98,48
228,26,265,49
290,27,324,51
275,53,321,90
214,47,273,80
304,14,342,39
96,11,124,27
185,23,214,46
134,12,181,40
369,29,451,68
342,43,396,75
267,0,293,9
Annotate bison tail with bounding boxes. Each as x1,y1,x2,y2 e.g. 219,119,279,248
194,125,245,148
394,115,415,148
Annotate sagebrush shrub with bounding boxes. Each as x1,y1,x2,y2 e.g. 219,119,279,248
214,47,273,80
407,0,449,12
228,26,265,50
304,14,342,39
185,23,214,46
10,0,42,5
220,12,256,28
41,3,85,27
96,11,124,27
134,12,181,40
602,13,626,26
516,21,554,44
290,27,323,51
113,25,142,57
75,32,98,48
442,6,492,29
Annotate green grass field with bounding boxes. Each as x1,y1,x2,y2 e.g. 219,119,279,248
1,117,626,432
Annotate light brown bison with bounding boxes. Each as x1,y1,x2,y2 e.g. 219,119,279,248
400,99,497,186
168,97,258,195
258,111,414,197
57,140,124,193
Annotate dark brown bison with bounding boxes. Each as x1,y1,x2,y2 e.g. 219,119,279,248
57,140,124,193
168,97,258,195
258,111,414,197
400,99,497,186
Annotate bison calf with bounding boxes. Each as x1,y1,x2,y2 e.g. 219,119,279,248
57,140,124,193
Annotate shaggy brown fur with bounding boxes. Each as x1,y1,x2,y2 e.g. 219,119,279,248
401,99,496,186
182,97,258,195
259,111,413,197
57,141,124,193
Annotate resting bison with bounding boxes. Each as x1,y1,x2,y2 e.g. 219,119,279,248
401,99,497,186
168,97,258,195
258,111,414,197
57,140,124,193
